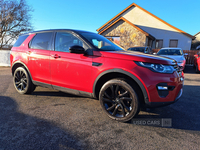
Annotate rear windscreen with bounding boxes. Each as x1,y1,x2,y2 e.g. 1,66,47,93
13,35,29,47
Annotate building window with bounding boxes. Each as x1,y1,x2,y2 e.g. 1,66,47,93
169,40,178,47
155,40,163,49
147,38,152,47
106,36,120,45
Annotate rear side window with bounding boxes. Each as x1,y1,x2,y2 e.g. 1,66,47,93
29,32,53,50
13,35,29,47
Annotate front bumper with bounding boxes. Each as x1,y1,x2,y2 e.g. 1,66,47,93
145,88,183,107
130,66,184,107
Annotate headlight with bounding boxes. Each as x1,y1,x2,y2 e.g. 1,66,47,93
135,62,175,74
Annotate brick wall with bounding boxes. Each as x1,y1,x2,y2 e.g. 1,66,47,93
104,21,146,50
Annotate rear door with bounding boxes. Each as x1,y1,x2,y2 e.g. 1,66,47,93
50,31,93,93
27,32,54,85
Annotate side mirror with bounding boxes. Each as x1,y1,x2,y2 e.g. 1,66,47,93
153,52,157,55
69,45,85,54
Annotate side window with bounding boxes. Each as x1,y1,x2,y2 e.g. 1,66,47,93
29,32,53,50
55,32,83,52
13,35,29,47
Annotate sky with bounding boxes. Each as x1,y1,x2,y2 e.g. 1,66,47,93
26,0,200,36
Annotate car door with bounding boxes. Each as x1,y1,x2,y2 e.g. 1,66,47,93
27,32,53,85
50,31,93,93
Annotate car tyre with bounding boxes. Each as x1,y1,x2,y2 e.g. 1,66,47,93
13,67,36,94
99,79,140,122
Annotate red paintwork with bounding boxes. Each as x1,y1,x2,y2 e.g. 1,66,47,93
10,33,183,104
50,50,93,92
194,54,200,72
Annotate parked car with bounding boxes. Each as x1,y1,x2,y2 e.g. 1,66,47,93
194,52,200,73
10,29,184,122
196,45,200,50
155,48,186,70
127,46,153,54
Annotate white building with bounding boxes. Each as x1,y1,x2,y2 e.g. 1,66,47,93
97,3,194,50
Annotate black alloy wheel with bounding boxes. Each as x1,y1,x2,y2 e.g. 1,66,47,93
13,67,35,94
99,79,140,122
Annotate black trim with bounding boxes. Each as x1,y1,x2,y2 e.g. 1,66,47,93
156,83,175,91
145,101,176,108
92,62,102,66
32,81,53,89
93,69,149,103
33,81,93,98
145,98,179,107
156,83,175,98
52,85,93,98
145,88,182,107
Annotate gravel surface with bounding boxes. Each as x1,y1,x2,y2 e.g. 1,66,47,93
0,66,199,150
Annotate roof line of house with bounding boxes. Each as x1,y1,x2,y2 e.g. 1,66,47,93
194,32,200,37
97,3,195,39
99,17,155,40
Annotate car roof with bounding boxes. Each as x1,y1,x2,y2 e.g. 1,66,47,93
20,29,95,36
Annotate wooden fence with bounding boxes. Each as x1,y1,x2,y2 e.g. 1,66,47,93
152,49,200,65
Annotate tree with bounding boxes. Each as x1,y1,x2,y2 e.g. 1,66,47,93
0,0,33,49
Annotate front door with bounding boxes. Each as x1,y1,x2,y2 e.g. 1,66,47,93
50,31,93,93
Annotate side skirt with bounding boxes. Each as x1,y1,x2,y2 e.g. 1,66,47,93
33,81,93,98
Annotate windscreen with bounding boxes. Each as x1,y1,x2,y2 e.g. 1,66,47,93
80,32,123,51
157,49,183,55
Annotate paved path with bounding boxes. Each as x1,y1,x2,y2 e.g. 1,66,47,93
0,66,199,149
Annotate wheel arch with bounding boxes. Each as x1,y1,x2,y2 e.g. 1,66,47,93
11,61,33,81
93,69,149,105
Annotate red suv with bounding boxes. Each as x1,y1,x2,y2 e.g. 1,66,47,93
10,29,183,122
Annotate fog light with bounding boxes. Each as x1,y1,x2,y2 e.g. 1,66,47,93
157,86,168,90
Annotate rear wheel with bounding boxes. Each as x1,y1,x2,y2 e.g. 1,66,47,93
13,67,36,94
99,79,140,122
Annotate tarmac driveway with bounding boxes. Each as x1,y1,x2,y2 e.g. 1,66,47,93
0,66,199,150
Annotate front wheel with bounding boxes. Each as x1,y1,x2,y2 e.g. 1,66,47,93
99,79,140,122
13,67,36,94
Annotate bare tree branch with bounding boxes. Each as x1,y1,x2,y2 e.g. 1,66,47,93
0,0,33,49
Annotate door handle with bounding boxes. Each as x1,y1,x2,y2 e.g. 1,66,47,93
51,54,61,58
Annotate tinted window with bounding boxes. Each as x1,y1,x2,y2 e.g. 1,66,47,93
13,35,29,47
55,32,83,52
30,32,53,50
